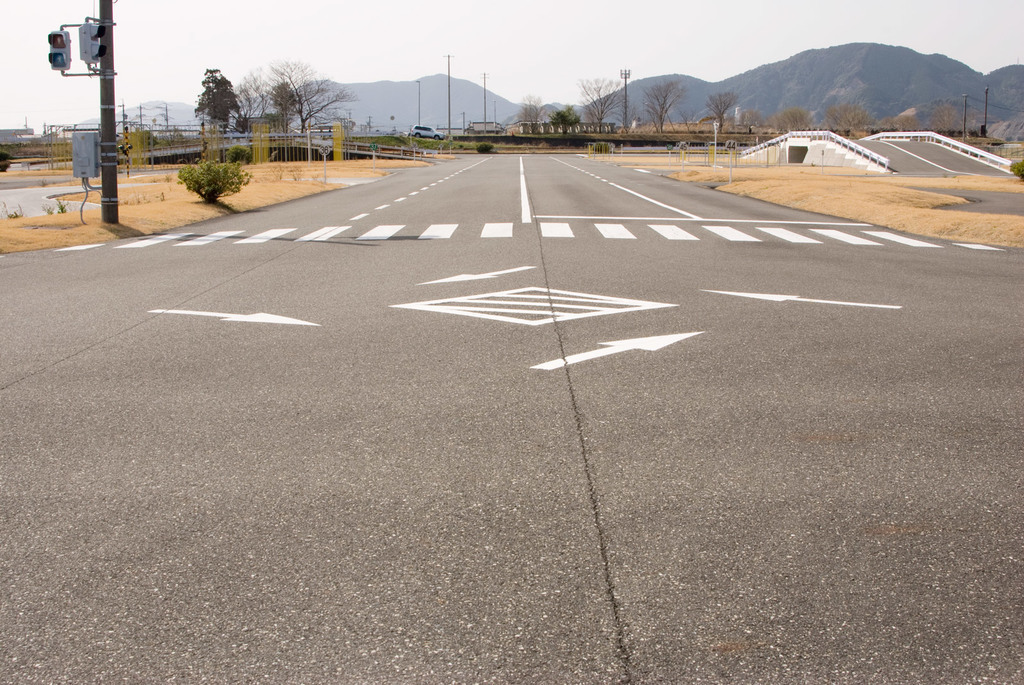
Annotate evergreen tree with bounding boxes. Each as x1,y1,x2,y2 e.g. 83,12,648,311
196,69,239,127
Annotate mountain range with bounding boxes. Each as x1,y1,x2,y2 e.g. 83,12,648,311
104,43,1024,140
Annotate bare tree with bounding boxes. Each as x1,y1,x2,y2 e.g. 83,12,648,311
578,78,618,131
234,68,271,133
739,109,764,128
878,114,920,132
825,103,873,133
268,60,355,131
930,103,960,133
770,107,815,132
518,95,546,133
643,80,686,133
705,91,739,131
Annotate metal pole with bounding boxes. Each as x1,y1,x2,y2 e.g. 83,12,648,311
620,69,630,131
99,0,118,224
482,73,488,130
416,80,421,126
983,87,989,138
445,55,452,139
962,94,968,142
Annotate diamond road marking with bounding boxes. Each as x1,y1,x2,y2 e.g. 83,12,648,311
392,287,676,326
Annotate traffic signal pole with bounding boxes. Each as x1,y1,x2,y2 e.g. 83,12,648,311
98,0,118,224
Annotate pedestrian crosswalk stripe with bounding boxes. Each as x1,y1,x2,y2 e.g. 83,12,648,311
595,223,636,239
100,223,1004,252
863,231,942,248
235,228,296,244
357,225,404,240
297,226,351,241
540,222,574,238
419,224,458,240
177,231,242,246
811,229,882,245
116,233,191,248
703,225,761,242
482,223,513,238
757,227,823,243
954,242,1003,251
648,224,699,240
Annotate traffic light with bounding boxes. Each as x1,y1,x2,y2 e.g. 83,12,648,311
47,30,72,71
78,23,106,64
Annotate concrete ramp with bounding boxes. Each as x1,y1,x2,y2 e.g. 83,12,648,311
742,131,891,172
859,132,1013,177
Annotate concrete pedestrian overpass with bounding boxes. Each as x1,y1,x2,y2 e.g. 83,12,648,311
742,131,1014,177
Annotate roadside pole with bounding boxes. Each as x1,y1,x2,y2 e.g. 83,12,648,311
99,0,118,224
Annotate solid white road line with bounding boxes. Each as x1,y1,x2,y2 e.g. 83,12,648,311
520,157,532,223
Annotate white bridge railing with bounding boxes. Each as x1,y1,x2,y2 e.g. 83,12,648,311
741,130,890,171
861,131,1012,172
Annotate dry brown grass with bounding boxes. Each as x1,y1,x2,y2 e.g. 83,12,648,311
663,166,1024,248
0,160,426,254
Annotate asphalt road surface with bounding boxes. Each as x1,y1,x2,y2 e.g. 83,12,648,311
2,155,1021,683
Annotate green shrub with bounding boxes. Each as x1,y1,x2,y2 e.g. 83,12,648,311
178,161,252,203
226,145,253,164
1012,159,1024,182
476,142,494,154
0,149,10,172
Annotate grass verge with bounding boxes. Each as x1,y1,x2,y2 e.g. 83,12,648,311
0,159,426,254
661,165,1023,248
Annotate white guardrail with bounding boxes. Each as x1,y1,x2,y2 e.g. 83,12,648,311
861,131,1012,172
741,130,891,171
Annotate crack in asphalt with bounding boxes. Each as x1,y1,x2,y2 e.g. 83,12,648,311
530,206,635,683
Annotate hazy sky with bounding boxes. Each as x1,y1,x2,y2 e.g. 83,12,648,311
4,0,1020,131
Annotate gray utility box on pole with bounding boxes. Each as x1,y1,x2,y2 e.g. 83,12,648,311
72,131,101,179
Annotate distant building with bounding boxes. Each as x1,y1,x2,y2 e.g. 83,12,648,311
0,128,35,143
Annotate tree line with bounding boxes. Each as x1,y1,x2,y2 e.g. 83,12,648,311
195,62,354,133
518,79,972,136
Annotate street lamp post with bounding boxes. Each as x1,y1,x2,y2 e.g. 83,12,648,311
482,73,488,131
620,69,631,131
416,80,421,126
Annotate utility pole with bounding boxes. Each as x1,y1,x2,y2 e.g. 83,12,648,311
620,69,631,131
99,0,118,224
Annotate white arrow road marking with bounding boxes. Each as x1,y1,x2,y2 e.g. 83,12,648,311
533,332,703,370
703,290,902,310
419,266,535,285
149,310,320,326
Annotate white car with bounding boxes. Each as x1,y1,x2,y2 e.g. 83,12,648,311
409,125,444,140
